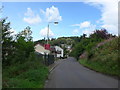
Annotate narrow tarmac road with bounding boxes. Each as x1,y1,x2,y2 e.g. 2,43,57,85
45,57,118,88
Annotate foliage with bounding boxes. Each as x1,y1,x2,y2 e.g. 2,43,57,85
69,42,85,60
69,37,101,60
2,19,49,88
2,19,15,65
34,38,46,45
90,29,108,39
91,37,118,61
3,59,48,88
13,36,34,64
2,20,35,66
79,37,119,77
66,38,75,45
69,29,111,59
49,38,67,46
79,59,119,77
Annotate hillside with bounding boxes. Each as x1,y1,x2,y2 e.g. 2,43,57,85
79,37,119,77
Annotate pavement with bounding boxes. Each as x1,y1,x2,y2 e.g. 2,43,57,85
45,57,119,88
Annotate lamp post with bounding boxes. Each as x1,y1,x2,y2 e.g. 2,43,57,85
47,22,58,44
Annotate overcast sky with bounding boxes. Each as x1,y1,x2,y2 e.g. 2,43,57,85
1,0,118,41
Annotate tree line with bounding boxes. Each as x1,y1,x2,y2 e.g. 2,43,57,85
69,29,116,59
2,19,34,67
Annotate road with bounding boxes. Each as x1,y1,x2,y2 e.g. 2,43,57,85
45,57,118,88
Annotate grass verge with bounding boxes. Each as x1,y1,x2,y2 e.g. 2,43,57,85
79,59,119,78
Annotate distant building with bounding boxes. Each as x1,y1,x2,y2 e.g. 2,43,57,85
60,44,66,48
66,45,72,51
35,43,64,58
35,43,50,55
54,46,64,58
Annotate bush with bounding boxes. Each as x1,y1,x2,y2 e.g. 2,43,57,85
79,37,119,77
3,58,49,88
69,37,102,60
87,50,94,59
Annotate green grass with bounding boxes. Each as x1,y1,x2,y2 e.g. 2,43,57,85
79,38,120,77
79,58,119,77
3,60,49,88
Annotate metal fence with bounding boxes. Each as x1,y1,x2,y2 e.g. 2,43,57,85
35,52,55,66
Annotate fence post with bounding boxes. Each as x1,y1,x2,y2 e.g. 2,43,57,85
47,54,50,66
44,53,46,65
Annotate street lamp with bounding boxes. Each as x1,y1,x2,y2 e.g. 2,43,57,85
47,22,58,44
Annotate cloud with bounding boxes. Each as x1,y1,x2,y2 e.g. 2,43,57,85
101,24,118,34
23,8,42,24
72,21,91,28
81,0,118,35
72,29,79,35
41,6,62,22
23,15,41,24
9,28,17,36
40,9,45,14
82,29,93,37
72,21,96,36
80,21,91,28
82,24,96,36
40,27,54,38
24,8,34,17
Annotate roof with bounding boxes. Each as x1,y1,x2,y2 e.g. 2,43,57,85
35,44,50,54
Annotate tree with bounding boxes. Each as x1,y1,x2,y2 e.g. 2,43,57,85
2,19,15,65
66,38,74,45
90,29,109,40
16,26,32,41
13,27,34,63
81,33,87,39
2,20,35,65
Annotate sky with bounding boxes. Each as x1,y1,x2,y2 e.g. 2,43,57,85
1,0,118,41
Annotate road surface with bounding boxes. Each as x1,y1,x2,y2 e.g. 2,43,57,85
45,57,118,88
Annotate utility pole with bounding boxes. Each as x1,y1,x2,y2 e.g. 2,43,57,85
47,22,58,44
47,24,49,44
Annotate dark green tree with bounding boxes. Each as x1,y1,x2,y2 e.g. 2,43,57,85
1,19,15,65
14,26,34,63
90,29,109,40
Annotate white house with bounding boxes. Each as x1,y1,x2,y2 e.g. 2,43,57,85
35,44,50,55
54,46,64,58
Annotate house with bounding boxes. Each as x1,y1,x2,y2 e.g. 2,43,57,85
61,44,72,51
66,45,72,51
60,44,66,48
54,46,64,58
50,46,57,53
35,43,50,55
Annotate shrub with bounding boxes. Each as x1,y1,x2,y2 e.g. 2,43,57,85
79,37,119,77
3,59,49,88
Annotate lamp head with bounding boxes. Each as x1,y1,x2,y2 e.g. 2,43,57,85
54,22,58,24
